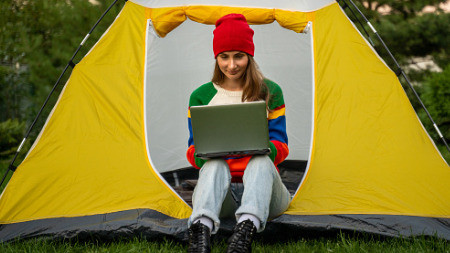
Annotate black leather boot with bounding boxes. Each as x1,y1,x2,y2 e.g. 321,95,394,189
187,221,211,253
226,219,257,253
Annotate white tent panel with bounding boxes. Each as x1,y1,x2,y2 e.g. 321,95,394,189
145,19,215,173
130,0,335,12
253,23,313,164
145,19,313,173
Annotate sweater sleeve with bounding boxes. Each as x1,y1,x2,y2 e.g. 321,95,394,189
187,110,206,169
186,82,217,169
266,80,289,165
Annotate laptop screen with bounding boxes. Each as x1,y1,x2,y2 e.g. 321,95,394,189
190,101,270,158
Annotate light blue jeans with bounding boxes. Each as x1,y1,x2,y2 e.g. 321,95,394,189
188,155,291,233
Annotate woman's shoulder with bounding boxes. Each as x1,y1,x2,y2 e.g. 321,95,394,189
263,79,282,94
263,79,285,109
189,82,218,106
191,82,216,97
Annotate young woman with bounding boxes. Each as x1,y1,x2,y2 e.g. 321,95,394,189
186,14,291,253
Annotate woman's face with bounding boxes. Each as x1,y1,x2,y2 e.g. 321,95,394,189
217,51,249,82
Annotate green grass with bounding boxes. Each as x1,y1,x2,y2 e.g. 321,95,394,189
0,233,448,253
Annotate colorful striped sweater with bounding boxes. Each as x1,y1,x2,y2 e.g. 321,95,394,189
187,79,289,180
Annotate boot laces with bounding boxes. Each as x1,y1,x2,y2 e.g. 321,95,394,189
227,219,256,253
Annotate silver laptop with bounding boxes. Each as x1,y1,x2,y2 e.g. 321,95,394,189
190,101,270,158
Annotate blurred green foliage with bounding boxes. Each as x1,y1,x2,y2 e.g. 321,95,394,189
1,0,124,120
0,119,27,159
376,12,449,69
419,66,450,160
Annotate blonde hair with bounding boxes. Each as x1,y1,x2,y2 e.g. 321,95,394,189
212,55,270,105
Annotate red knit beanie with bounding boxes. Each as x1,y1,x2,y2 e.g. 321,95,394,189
213,13,254,58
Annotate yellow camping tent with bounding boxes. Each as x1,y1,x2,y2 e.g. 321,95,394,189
0,0,448,242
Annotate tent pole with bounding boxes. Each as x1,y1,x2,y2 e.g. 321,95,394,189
341,0,450,152
0,0,121,191
337,0,375,47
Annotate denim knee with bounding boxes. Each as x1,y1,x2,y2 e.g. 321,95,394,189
200,159,230,177
244,155,277,179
